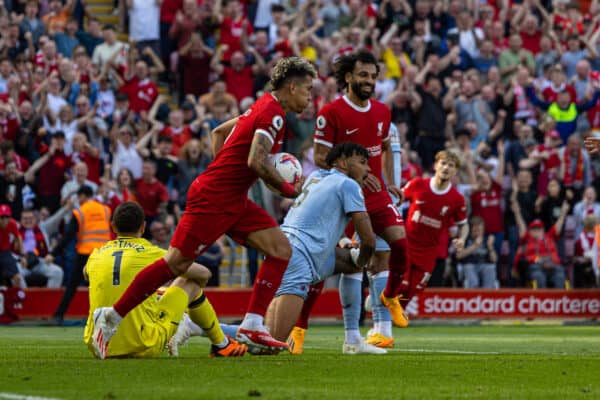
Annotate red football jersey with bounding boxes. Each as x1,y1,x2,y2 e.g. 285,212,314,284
315,95,392,210
120,77,158,113
404,177,467,270
0,218,19,251
470,181,503,234
190,93,286,212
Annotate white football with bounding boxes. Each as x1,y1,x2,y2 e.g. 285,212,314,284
269,153,302,184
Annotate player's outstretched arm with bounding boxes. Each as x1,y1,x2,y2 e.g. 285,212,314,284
211,117,239,156
248,133,303,198
350,211,376,268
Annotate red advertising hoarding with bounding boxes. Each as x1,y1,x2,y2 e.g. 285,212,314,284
407,289,600,319
6,288,600,320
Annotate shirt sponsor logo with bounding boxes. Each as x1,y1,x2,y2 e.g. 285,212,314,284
411,210,442,229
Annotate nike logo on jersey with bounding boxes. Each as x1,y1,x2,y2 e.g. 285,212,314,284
345,128,359,135
416,200,426,204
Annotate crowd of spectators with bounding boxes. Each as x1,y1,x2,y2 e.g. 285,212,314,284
1,0,600,293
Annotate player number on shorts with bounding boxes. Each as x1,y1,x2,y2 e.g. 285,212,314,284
112,250,124,285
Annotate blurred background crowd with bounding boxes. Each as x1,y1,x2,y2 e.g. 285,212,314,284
1,0,600,309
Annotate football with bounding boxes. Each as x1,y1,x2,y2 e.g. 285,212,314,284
269,153,303,184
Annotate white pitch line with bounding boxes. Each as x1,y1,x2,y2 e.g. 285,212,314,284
304,345,500,355
0,392,61,400
393,348,501,355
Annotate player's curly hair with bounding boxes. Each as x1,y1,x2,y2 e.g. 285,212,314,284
435,150,461,168
270,57,316,90
325,142,370,167
333,51,379,91
112,201,145,234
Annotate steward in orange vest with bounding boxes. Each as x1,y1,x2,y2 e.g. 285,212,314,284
48,185,112,324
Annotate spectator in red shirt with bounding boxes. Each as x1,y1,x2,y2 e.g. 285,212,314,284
36,132,73,213
135,160,168,237
470,139,505,259
34,40,60,76
71,133,101,184
542,65,577,103
573,214,599,288
159,0,183,72
0,101,21,143
519,129,562,195
512,196,569,289
0,141,29,173
177,32,214,100
214,0,253,62
0,204,24,287
211,46,266,104
119,60,158,115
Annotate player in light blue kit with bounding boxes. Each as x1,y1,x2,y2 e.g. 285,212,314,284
263,143,385,354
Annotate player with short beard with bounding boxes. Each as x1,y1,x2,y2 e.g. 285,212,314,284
91,57,316,359
288,51,409,353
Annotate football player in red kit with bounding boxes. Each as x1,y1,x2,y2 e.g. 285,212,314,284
90,57,317,359
399,151,468,307
291,51,409,353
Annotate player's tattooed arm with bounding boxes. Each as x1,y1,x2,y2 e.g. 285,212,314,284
351,211,376,268
248,133,302,197
211,117,239,156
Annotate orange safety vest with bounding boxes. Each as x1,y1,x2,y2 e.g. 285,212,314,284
73,200,112,255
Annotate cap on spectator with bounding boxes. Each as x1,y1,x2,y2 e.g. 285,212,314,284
545,130,560,140
103,24,116,31
528,219,544,230
0,204,11,217
116,93,129,102
77,185,94,197
181,101,195,111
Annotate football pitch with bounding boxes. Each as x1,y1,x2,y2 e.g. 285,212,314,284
0,325,599,399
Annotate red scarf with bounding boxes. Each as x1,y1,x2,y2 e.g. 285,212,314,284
18,225,48,257
562,148,584,186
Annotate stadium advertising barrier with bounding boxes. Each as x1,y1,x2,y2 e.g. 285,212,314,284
408,289,600,318
5,288,600,321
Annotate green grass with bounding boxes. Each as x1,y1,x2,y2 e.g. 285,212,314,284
1,325,600,399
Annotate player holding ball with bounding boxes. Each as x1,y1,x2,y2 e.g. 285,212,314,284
91,57,317,359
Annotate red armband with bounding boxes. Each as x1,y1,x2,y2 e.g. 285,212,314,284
280,181,296,198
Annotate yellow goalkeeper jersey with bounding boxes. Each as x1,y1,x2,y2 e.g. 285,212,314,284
83,237,185,357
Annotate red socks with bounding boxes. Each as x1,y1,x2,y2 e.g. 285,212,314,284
114,258,175,317
383,238,408,298
295,281,325,329
246,256,289,316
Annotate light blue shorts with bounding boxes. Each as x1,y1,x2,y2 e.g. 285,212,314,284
275,242,335,300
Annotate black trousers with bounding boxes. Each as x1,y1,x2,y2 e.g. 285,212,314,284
54,253,89,319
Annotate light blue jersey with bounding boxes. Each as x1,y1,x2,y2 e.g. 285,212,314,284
277,169,366,298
